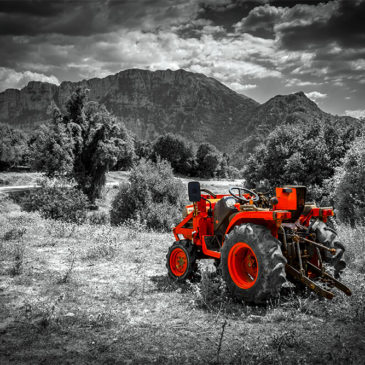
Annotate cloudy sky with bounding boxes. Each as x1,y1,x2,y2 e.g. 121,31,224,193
0,0,364,117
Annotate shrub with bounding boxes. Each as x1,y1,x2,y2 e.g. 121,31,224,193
190,268,228,311
21,179,89,223
225,165,242,179
110,159,185,231
337,224,365,273
88,210,110,225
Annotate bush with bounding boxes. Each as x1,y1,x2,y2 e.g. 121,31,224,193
88,210,110,225
337,224,365,273
110,159,185,231
21,179,89,223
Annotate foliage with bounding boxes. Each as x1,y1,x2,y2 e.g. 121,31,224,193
0,124,29,171
30,109,74,177
21,179,89,223
30,88,135,203
337,223,365,273
195,142,222,178
332,135,365,225
152,133,195,175
110,159,185,231
244,120,360,200
134,138,153,160
224,165,242,179
71,98,135,202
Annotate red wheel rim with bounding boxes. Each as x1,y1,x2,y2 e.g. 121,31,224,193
170,248,188,277
228,242,258,289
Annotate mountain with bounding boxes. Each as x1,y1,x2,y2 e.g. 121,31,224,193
0,69,359,154
0,69,258,152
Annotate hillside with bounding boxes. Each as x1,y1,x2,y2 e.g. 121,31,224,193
0,69,258,152
0,69,359,154
234,91,360,157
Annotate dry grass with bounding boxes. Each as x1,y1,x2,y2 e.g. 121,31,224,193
0,187,365,364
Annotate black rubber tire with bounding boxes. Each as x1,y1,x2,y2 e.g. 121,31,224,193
221,224,287,304
166,240,197,282
310,220,347,278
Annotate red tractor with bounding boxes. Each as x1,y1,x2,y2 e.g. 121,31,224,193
167,182,351,304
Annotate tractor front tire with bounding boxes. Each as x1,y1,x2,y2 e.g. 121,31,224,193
166,240,197,282
221,224,287,304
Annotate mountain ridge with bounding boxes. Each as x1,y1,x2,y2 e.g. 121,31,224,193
0,68,359,154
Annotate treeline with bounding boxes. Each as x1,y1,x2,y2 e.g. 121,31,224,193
2,87,364,226
1,91,240,181
242,119,365,225
135,134,239,178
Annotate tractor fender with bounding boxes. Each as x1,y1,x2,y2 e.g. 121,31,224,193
223,211,278,244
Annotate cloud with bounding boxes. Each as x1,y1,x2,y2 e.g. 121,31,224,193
305,91,327,102
0,0,200,36
285,78,319,87
0,0,364,116
234,4,286,38
0,67,59,92
345,109,365,119
275,0,365,50
227,82,257,93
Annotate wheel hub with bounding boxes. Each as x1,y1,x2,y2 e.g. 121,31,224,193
228,242,258,289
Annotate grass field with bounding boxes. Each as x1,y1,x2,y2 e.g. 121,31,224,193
1,174,365,364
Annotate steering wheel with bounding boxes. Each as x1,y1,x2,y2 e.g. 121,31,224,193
229,186,259,203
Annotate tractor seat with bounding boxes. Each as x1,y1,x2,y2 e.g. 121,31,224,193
213,197,238,237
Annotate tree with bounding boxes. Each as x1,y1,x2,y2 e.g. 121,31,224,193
134,138,153,161
244,119,360,200
0,124,29,171
30,108,74,177
152,133,194,175
31,88,134,203
333,135,365,226
196,142,221,178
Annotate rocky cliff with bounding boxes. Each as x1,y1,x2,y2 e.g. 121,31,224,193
0,68,358,153
0,69,259,151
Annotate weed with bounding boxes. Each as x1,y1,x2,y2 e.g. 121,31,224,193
9,243,25,276
190,268,229,311
45,220,77,239
338,224,365,273
23,294,65,330
2,227,26,241
124,216,148,240
216,320,227,364
57,250,76,284
88,210,110,225
270,329,300,353
84,241,118,261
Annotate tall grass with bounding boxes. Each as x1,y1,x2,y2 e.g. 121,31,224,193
337,223,365,273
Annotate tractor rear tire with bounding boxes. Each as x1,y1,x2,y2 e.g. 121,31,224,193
221,224,287,304
166,240,198,282
310,220,347,278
